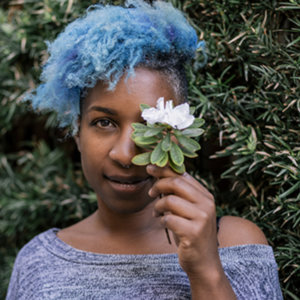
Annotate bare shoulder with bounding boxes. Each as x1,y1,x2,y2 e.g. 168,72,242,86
217,216,269,248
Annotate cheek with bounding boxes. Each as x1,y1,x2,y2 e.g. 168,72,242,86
79,137,108,178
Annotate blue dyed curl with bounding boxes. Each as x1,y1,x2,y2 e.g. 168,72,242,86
25,0,204,134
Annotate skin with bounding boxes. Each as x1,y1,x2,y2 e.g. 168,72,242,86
58,67,268,299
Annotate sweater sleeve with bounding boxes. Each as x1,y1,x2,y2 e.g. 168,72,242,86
219,244,283,300
6,254,21,300
5,235,44,300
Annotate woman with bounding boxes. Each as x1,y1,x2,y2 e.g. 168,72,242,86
6,1,283,299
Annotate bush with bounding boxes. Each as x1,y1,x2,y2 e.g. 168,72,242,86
0,0,299,298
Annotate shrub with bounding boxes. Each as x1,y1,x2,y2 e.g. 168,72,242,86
0,0,299,298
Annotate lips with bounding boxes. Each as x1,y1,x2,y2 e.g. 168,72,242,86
105,174,150,184
104,174,152,193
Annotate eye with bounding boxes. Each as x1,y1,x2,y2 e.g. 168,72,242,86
92,118,115,129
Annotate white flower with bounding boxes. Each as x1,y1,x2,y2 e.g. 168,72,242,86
141,97,194,130
141,97,166,125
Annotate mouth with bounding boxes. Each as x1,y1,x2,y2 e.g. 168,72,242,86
105,175,150,184
104,174,152,193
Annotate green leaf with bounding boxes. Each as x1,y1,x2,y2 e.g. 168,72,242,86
131,152,151,166
173,129,183,137
279,182,300,199
181,128,204,137
161,132,171,151
189,106,196,114
132,131,147,138
132,122,148,131
132,136,158,145
140,104,151,111
169,156,186,174
144,127,164,137
187,118,205,129
136,144,156,151
175,134,201,152
156,151,168,167
179,145,198,158
170,142,184,166
150,142,164,164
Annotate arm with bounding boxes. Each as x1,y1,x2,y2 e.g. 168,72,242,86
147,165,274,300
189,216,271,299
147,165,237,299
189,217,271,299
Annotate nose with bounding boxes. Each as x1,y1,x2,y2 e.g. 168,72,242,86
109,126,138,168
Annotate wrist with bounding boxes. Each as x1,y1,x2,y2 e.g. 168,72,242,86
188,267,237,300
188,263,226,287
184,252,224,283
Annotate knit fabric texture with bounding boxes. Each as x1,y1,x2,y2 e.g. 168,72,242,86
6,228,283,300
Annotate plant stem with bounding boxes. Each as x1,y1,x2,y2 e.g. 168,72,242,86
165,228,172,244
160,193,172,244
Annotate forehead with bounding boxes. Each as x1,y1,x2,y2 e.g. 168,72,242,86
82,68,179,114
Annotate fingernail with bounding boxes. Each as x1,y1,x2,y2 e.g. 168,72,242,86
147,164,155,172
148,188,153,197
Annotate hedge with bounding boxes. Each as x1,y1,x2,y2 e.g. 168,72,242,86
0,0,299,298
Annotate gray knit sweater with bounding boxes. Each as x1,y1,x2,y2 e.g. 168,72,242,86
6,228,283,300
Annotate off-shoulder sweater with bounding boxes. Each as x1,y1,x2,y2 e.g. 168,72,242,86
6,228,283,300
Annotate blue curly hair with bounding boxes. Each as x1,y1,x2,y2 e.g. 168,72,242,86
25,0,205,134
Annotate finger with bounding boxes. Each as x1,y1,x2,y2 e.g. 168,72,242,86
154,195,198,220
149,176,197,201
160,214,198,244
146,164,178,179
149,176,214,203
161,212,218,244
147,164,196,187
147,164,211,195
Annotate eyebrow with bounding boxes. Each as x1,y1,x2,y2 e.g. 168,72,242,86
87,106,118,115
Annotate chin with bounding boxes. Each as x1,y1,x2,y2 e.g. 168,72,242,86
98,191,155,215
93,176,156,214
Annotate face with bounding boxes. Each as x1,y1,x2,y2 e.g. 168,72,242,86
76,68,179,214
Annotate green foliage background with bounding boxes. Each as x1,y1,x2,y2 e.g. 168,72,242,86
0,0,299,298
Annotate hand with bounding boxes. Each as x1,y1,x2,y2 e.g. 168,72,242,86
146,164,222,280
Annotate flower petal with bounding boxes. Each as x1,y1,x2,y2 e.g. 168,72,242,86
156,97,165,110
142,107,160,124
141,97,194,129
176,115,194,129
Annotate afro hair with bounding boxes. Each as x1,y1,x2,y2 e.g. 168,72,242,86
25,0,203,134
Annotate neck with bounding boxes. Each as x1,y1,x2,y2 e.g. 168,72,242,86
61,197,177,254
94,200,161,237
